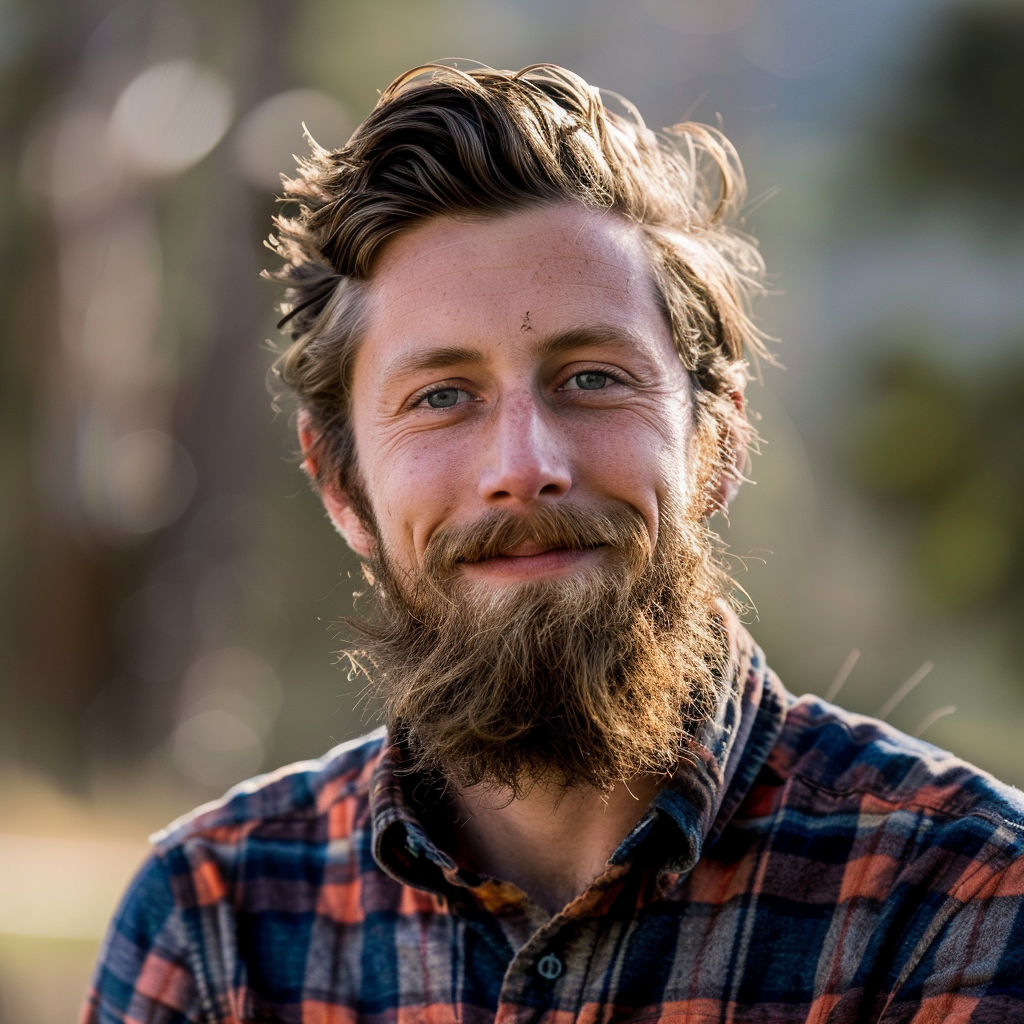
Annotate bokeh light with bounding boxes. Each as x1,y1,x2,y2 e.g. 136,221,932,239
110,59,233,176
235,88,351,190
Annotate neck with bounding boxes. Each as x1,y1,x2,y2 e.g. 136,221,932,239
443,774,662,915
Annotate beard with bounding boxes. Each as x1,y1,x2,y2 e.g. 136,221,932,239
343,461,732,796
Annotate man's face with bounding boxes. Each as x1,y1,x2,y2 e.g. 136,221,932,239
323,202,729,791
345,202,699,587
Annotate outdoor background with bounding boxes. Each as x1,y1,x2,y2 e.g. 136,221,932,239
1,0,1023,1019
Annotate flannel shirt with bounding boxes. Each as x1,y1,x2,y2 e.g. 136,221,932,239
84,627,1024,1023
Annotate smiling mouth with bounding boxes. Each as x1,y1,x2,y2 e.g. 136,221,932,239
459,543,607,579
462,541,606,563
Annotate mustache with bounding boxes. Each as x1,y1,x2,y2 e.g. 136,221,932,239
420,502,653,577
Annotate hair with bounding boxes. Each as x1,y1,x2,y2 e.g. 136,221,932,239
267,62,770,496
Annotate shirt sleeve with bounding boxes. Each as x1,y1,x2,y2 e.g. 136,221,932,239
882,850,1024,1023
81,852,207,1024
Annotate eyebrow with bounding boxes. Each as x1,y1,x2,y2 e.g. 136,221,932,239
534,325,643,358
381,325,644,383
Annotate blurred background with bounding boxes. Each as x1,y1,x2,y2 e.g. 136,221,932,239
1,0,1023,1018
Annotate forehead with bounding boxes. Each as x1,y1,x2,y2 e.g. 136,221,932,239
360,203,668,355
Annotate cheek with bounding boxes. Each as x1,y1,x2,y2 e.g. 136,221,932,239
567,408,687,536
361,428,476,558
347,379,456,559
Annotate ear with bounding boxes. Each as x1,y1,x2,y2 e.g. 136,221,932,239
297,411,376,559
709,388,751,515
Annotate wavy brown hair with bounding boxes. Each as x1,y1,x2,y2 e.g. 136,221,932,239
267,63,769,495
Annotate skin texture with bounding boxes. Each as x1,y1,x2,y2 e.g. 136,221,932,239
301,202,742,913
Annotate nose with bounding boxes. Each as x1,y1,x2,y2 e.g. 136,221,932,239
477,395,572,506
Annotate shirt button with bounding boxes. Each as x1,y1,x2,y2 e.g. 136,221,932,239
537,953,563,980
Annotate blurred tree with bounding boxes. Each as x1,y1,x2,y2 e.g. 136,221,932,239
0,0,301,788
847,2,1024,648
886,2,1024,220
0,0,91,778
291,0,533,115
848,351,1024,633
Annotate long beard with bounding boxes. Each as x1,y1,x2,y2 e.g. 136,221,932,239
344,482,732,795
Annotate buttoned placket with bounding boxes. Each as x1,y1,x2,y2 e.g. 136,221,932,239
403,809,669,1023
444,862,634,1023
492,906,586,1023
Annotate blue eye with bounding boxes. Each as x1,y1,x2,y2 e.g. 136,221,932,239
572,371,609,390
425,388,462,408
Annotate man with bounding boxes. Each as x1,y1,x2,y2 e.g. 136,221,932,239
85,64,1023,1024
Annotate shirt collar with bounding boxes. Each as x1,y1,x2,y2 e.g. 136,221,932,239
633,619,788,883
369,616,787,896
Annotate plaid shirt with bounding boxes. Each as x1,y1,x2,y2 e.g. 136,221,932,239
84,627,1024,1023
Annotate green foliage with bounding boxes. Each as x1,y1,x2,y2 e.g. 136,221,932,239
291,0,537,118
848,350,1024,617
888,4,1024,217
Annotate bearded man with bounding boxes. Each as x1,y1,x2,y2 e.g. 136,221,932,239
86,65,1024,1024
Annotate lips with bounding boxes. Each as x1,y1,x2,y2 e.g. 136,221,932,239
468,541,606,563
457,545,608,586
490,542,560,558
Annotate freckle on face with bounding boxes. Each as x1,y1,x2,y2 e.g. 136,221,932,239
346,203,695,584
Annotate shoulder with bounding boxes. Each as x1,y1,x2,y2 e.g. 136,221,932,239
150,726,388,855
85,851,202,1022
85,731,389,1022
768,695,1024,868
